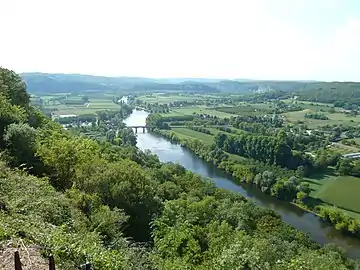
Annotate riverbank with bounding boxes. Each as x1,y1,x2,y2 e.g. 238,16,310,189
151,127,360,240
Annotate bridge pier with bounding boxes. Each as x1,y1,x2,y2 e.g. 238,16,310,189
127,125,152,133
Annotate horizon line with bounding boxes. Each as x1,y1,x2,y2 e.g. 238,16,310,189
19,71,360,83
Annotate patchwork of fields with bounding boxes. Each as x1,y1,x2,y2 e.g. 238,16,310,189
32,93,120,116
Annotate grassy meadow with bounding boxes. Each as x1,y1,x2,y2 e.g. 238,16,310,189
305,172,360,217
282,110,360,128
171,127,215,145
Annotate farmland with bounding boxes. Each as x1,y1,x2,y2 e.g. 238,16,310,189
160,107,237,118
318,175,360,214
31,92,121,117
283,109,360,128
138,93,223,104
306,172,360,217
171,127,215,145
141,93,360,129
213,105,272,116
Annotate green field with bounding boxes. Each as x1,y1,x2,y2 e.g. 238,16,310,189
161,107,235,118
214,105,271,116
171,127,247,163
351,138,360,144
139,94,221,104
282,109,360,128
49,102,120,116
204,127,227,136
171,127,215,145
162,103,274,118
34,94,121,116
305,172,360,217
204,127,245,136
317,176,360,214
179,107,235,118
329,142,360,155
283,99,334,111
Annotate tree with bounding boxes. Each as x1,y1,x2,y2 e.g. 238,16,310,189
3,123,38,168
296,165,307,178
82,95,89,103
146,113,167,129
36,132,100,190
351,160,360,177
296,191,308,203
0,95,26,148
336,158,354,176
0,68,30,107
116,128,137,146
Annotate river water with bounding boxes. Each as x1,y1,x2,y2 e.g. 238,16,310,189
124,109,360,259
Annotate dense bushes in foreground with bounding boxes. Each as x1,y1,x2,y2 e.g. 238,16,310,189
0,67,359,269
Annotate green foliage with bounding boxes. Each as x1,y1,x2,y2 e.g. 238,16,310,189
337,158,354,176
0,68,30,107
215,132,304,169
0,95,27,147
36,132,100,190
305,112,329,120
4,123,38,167
0,68,359,269
146,113,170,129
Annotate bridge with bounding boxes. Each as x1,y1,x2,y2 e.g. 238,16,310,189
127,125,154,133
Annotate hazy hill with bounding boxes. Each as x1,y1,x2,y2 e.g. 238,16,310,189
21,73,223,94
21,73,360,105
21,73,305,95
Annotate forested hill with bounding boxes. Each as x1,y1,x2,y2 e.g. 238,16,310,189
294,82,360,105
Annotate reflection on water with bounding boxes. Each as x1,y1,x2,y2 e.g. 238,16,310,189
125,110,360,259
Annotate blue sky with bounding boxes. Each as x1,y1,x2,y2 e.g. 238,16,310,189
1,0,359,81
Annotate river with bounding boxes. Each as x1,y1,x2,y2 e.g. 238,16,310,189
124,109,360,259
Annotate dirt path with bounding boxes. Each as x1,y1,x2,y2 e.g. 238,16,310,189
0,243,49,270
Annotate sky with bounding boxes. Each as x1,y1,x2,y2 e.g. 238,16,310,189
0,0,360,81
